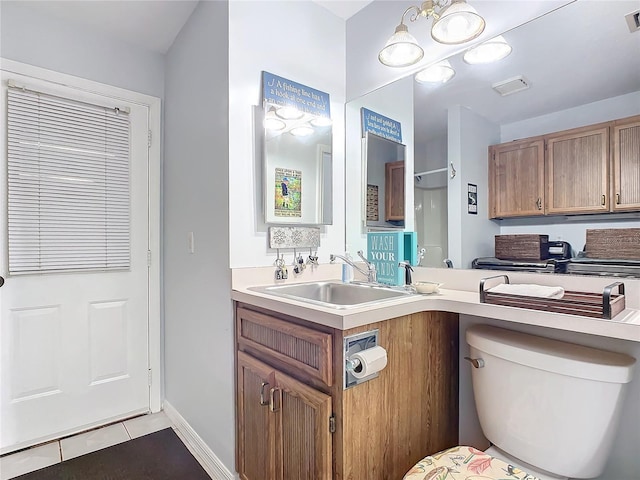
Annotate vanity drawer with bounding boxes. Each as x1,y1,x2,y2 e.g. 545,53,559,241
236,306,333,387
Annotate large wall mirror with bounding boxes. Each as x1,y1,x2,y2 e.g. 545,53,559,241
262,72,333,225
364,132,406,229
346,0,640,268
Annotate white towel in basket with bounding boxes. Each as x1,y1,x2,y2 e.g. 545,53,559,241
488,283,565,299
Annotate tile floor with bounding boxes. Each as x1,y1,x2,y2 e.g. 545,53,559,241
0,412,205,480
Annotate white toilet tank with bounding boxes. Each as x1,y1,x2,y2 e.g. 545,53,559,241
466,325,635,479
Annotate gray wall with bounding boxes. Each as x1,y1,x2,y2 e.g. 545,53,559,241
163,0,233,471
447,106,500,269
0,1,164,99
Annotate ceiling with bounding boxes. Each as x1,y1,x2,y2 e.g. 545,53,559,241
412,0,640,144
8,0,372,53
6,0,199,53
312,0,373,19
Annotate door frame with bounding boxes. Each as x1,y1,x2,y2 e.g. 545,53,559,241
0,58,162,414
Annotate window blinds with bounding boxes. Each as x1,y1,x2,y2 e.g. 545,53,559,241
7,85,131,274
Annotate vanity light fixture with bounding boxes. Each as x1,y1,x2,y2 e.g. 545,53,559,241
290,124,315,137
275,105,304,120
310,115,333,127
463,35,512,64
415,59,456,84
379,0,485,68
264,107,286,131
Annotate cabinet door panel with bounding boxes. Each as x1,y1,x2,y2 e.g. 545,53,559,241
489,140,544,218
547,127,609,214
237,307,333,387
385,160,405,221
613,120,640,212
237,352,276,480
274,370,332,480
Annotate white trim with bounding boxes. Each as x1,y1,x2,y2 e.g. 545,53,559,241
164,401,236,480
0,58,162,414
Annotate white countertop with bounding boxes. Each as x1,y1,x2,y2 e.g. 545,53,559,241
231,266,640,342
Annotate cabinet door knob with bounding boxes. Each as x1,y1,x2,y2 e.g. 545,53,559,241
616,193,621,205
601,194,606,206
536,198,542,210
269,387,281,413
259,382,270,406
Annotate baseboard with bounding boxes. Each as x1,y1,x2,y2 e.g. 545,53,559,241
163,401,236,480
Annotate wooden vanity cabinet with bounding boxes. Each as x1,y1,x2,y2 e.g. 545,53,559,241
611,116,640,212
236,306,333,480
546,124,609,215
235,303,460,480
489,139,545,218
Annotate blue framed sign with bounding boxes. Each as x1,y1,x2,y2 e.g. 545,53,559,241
262,71,330,118
361,108,402,143
367,231,417,286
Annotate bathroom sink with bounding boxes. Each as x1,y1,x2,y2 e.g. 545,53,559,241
249,281,414,309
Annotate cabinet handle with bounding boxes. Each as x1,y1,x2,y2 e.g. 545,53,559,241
259,382,270,406
269,387,281,413
616,193,621,205
536,198,542,210
601,194,606,206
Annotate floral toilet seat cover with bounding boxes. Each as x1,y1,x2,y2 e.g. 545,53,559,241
404,445,540,480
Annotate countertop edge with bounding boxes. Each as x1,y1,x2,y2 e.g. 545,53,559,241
231,288,640,341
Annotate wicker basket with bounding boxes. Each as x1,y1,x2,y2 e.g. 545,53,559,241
495,234,549,261
586,228,640,260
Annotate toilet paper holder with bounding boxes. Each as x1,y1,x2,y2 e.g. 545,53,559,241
344,329,382,389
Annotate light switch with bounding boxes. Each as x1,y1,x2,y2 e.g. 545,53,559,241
187,232,195,254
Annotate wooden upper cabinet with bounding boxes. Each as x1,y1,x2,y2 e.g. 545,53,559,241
489,139,545,218
546,125,609,214
612,116,640,212
385,160,405,221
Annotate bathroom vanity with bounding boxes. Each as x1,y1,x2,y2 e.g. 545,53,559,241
235,303,459,480
232,267,640,480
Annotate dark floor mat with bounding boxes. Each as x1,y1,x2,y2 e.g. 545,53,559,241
14,428,211,479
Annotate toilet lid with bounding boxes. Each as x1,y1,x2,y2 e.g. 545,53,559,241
404,445,540,480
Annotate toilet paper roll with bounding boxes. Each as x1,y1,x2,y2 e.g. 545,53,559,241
350,346,388,379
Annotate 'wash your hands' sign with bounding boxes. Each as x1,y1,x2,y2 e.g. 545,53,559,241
367,232,417,286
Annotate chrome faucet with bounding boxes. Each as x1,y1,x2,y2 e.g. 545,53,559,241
398,261,413,285
330,250,377,283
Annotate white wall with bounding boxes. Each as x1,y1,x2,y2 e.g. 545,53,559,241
458,315,640,480
164,0,234,471
501,91,640,142
228,1,346,269
447,106,500,269
0,1,164,99
499,91,640,248
345,76,415,254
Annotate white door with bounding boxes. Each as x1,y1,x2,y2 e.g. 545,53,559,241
0,72,150,454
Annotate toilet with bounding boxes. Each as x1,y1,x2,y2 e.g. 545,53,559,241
404,325,636,480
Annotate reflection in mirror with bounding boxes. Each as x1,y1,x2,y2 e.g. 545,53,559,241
364,132,406,229
347,0,640,269
262,102,333,225
414,166,448,266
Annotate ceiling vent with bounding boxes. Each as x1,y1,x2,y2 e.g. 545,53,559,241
625,10,640,33
492,75,530,96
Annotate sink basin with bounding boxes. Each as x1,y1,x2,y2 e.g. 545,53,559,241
249,281,414,309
